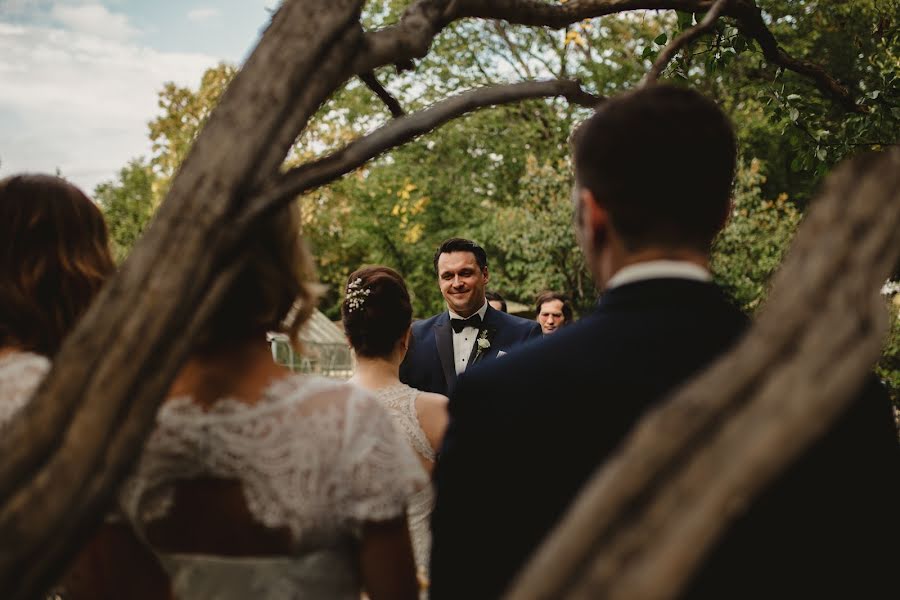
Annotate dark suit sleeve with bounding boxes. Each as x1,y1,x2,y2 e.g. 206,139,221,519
430,373,501,599
526,321,542,340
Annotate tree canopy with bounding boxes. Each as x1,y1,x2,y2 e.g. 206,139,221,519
100,0,898,316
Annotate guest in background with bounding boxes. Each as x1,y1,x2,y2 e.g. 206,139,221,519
343,265,448,590
0,174,115,426
485,291,507,313
534,291,574,335
0,173,168,600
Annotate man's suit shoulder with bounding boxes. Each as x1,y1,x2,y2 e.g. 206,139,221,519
411,313,444,336
487,308,542,337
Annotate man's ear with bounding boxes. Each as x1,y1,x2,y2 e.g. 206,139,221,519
580,188,609,247
482,266,490,285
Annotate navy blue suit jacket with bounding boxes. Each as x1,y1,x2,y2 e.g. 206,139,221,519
430,279,900,599
399,305,541,397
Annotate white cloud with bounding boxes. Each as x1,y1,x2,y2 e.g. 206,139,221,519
0,20,218,193
50,2,139,41
187,7,220,22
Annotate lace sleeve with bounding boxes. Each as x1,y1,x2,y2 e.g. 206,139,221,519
0,352,50,430
121,375,428,544
336,388,428,525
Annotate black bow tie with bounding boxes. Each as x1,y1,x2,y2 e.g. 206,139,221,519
450,314,482,333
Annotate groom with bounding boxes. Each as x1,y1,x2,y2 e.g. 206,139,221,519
399,237,540,397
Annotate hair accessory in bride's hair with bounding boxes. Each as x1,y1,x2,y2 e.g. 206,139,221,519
345,277,371,312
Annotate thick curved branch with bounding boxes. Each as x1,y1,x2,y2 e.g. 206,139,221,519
360,71,405,117
243,79,602,224
355,0,862,111
644,0,730,85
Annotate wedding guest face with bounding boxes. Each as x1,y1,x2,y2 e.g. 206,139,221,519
437,251,489,318
537,299,566,334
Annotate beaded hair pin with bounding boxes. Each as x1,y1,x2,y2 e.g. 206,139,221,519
345,277,371,312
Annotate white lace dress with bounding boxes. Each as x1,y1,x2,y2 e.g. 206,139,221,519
371,383,435,579
0,351,50,430
120,374,427,599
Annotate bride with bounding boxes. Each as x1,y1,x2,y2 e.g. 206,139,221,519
120,207,423,599
342,266,449,589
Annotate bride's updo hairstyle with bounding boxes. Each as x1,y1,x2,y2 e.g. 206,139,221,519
341,266,412,358
192,203,319,353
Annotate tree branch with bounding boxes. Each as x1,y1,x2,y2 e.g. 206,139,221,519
492,21,534,78
360,71,405,117
644,0,730,85
354,0,863,112
733,6,864,113
243,79,603,225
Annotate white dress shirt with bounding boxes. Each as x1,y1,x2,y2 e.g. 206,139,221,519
449,301,489,375
606,260,711,290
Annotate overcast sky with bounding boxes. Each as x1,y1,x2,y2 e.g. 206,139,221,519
0,0,275,193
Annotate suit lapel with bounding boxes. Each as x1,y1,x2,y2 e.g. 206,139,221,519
467,324,496,366
434,315,456,391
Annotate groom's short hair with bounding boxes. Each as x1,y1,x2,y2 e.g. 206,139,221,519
433,237,488,274
572,85,736,253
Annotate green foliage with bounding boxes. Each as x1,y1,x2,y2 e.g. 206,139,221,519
148,63,237,197
300,98,585,319
660,0,900,205
489,155,593,315
876,292,900,411
94,159,157,262
711,159,802,312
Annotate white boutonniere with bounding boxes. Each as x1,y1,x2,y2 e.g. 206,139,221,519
474,329,491,360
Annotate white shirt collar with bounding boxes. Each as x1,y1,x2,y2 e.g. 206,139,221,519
448,300,489,322
606,260,711,290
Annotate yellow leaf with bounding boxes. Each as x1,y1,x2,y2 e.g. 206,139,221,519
404,223,424,244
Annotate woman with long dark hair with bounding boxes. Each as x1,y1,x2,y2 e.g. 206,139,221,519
0,174,115,425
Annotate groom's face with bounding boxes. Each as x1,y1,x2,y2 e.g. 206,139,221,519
437,251,489,318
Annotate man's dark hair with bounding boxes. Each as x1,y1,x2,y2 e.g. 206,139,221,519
433,237,488,274
534,290,573,324
485,291,507,313
572,85,736,252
